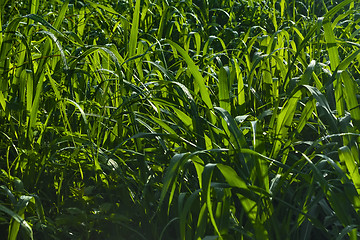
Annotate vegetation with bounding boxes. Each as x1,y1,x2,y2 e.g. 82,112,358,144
0,0,360,239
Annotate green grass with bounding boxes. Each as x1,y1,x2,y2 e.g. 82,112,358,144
0,0,360,239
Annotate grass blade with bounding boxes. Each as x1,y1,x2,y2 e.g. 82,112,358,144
202,163,222,238
53,0,69,30
0,204,33,240
129,0,141,58
165,40,214,114
271,90,302,159
217,164,268,239
340,71,360,130
339,146,360,195
323,19,344,116
218,66,231,113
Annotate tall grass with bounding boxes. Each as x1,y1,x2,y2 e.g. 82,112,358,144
0,0,360,239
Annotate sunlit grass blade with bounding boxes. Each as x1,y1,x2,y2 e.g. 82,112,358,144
1,0,360,239
323,0,355,21
299,60,316,86
250,120,269,191
339,146,360,195
165,40,214,114
202,163,222,238
214,107,247,150
25,14,65,36
179,190,201,240
0,204,33,240
233,59,245,111
271,90,302,159
218,66,231,113
323,19,344,116
340,71,360,130
53,0,69,30
0,91,6,111
302,85,338,132
0,1,4,46
129,0,141,59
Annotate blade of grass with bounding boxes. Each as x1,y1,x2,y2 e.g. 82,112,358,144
323,18,344,116
339,146,360,195
271,89,302,159
159,153,189,214
179,190,201,240
217,164,268,239
0,204,33,240
340,71,360,130
219,66,231,113
53,0,69,30
165,40,214,116
202,163,222,239
129,0,141,58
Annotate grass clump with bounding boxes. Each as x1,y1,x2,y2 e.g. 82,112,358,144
0,0,360,239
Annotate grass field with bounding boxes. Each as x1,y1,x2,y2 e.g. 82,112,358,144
0,0,360,239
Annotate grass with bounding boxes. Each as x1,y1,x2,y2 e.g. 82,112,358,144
0,0,360,239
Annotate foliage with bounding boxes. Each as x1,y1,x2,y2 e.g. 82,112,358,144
0,0,360,239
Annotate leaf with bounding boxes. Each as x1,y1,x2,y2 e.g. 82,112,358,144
25,14,64,37
340,71,360,130
339,146,360,195
218,66,231,113
129,0,141,58
271,89,302,159
159,153,189,213
165,40,214,114
53,0,69,30
216,164,256,220
214,107,247,150
202,163,222,238
217,164,269,239
299,60,316,86
0,204,33,240
179,190,201,240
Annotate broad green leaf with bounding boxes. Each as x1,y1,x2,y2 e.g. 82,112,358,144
323,20,340,71
25,14,64,36
323,0,356,21
86,1,120,16
218,66,231,113
233,59,245,110
0,91,6,111
341,71,360,130
157,3,168,39
37,31,68,69
77,7,86,38
27,38,49,140
195,203,208,238
323,19,344,116
302,85,338,132
336,225,358,240
296,98,316,134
